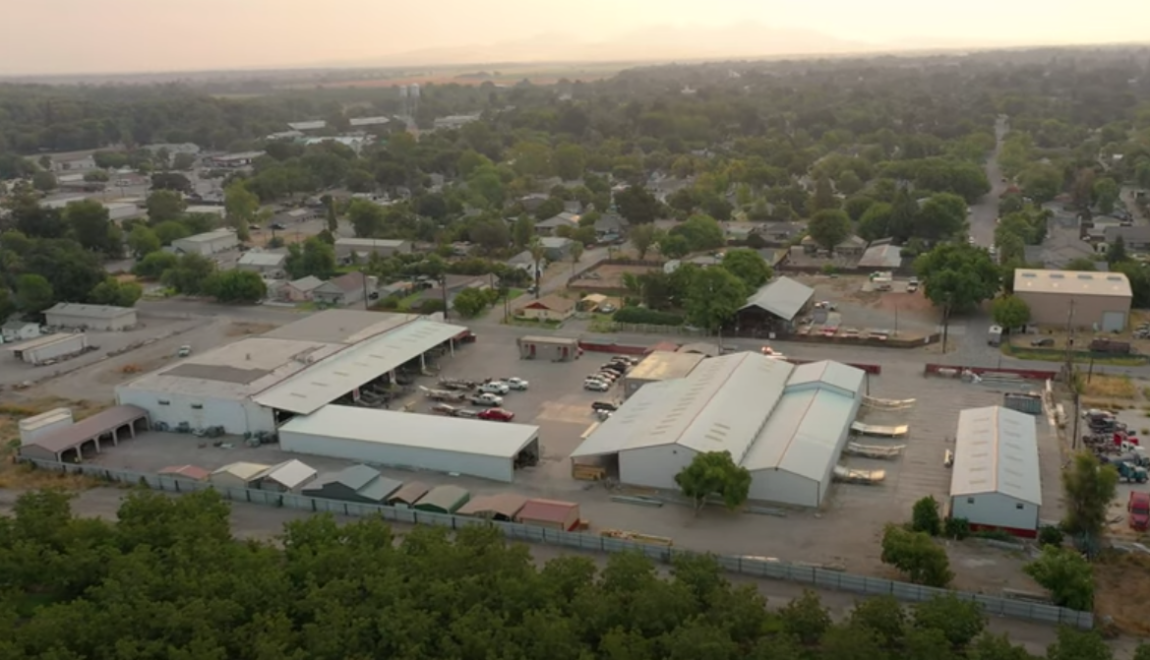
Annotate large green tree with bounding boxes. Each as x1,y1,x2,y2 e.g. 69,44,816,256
913,243,1001,313
684,266,747,334
674,451,752,514
807,209,852,252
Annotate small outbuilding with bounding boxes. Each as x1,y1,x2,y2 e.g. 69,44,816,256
519,294,576,323
8,332,89,365
19,408,73,445
515,498,581,531
388,481,431,508
158,465,211,482
1,320,41,343
254,459,317,492
456,493,528,521
172,229,240,256
209,462,270,490
413,485,471,514
302,464,403,504
733,277,815,335
44,303,137,332
949,406,1041,538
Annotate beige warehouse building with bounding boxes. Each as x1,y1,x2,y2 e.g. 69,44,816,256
1013,269,1132,332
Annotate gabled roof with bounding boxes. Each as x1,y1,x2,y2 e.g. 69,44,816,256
951,406,1041,506
319,271,367,294
255,459,316,490
307,464,381,491
524,294,576,314
158,464,210,481
540,236,573,249
286,276,324,292
211,462,270,482
740,277,815,321
536,212,580,228
238,251,286,267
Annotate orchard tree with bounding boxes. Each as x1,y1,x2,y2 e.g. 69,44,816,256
991,295,1030,329
808,209,852,252
674,450,752,515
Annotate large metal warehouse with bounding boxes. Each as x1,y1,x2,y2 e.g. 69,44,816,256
571,352,865,508
44,303,137,332
115,311,470,435
278,405,542,483
1013,268,1131,332
949,406,1041,538
622,351,707,399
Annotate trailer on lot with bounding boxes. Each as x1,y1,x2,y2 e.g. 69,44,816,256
517,336,581,362
8,332,89,365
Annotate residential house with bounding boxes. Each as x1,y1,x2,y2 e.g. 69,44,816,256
313,272,376,307
800,234,867,256
280,276,325,302
535,212,580,236
50,153,97,172
507,250,537,273
171,230,240,256
756,221,804,246
203,151,265,168
420,275,487,307
334,238,413,262
1,321,41,344
519,194,550,212
519,294,576,323
593,213,627,239
237,251,288,278
722,222,756,244
1103,225,1150,252
540,237,574,261
857,241,904,270
273,208,319,226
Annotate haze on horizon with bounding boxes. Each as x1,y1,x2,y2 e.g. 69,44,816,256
2,0,1147,76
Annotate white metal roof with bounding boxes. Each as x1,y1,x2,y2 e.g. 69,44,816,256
238,251,286,267
45,303,136,320
280,404,539,458
176,229,238,244
951,406,1041,506
253,319,468,414
335,238,408,248
741,277,815,321
211,462,270,482
742,386,859,478
627,351,707,382
1014,268,1132,297
255,459,316,490
349,116,391,127
287,120,327,131
788,361,866,396
572,353,795,459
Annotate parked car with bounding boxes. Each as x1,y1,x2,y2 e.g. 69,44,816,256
504,377,529,391
907,278,919,293
601,363,628,374
271,222,287,230
478,408,515,422
479,381,510,395
584,380,610,392
454,408,480,418
591,401,618,412
1129,491,1150,531
471,393,504,406
599,303,617,314
430,403,458,416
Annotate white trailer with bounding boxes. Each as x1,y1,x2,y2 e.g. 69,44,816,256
9,333,89,365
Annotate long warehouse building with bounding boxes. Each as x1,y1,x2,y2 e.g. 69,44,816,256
571,352,865,508
278,405,541,482
116,310,471,435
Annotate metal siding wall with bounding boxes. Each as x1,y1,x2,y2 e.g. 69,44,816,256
951,493,1038,532
278,431,514,482
28,335,87,363
619,445,695,491
118,390,258,435
1017,291,1130,328
748,468,820,507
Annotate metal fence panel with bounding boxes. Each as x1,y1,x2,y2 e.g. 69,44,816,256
13,457,1095,630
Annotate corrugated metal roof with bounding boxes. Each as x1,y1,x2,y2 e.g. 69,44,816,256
158,464,210,481
1014,268,1132,297
22,405,148,455
415,485,469,511
253,320,469,415
176,229,238,244
740,277,815,320
211,462,270,482
256,459,316,490
951,406,1041,505
516,498,578,523
389,481,430,505
355,476,403,502
45,303,135,320
278,404,539,458
306,464,380,491
742,387,859,478
238,252,286,267
787,361,866,396
627,351,707,381
456,493,527,518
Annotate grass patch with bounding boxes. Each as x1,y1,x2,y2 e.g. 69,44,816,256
1082,374,1137,400
589,314,617,333
1003,345,1149,366
395,291,424,312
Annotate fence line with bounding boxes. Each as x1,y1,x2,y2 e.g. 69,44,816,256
21,458,1092,630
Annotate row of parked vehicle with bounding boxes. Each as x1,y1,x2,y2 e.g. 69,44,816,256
428,376,531,422
584,355,639,392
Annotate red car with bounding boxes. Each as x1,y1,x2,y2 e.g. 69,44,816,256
478,408,515,422
1129,491,1150,531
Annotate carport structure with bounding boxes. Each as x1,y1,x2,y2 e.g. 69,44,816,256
19,405,149,462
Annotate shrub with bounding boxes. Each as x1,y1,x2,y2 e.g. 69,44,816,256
944,517,970,540
880,524,953,587
911,495,942,536
1038,524,1065,548
613,306,685,326
1024,546,1094,611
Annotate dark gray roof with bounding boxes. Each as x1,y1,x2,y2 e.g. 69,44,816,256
741,277,815,321
164,363,271,384
45,303,135,319
312,464,380,491
1104,225,1150,244
355,476,403,502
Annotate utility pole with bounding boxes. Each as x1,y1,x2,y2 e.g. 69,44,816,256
1065,298,1080,450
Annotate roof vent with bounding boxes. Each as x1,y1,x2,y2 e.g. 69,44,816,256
1107,275,1123,282
1049,273,1064,279
1077,274,1093,280
1021,272,1036,278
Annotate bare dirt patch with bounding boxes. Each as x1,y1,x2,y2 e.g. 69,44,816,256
1083,375,1137,400
1095,552,1150,636
570,263,660,291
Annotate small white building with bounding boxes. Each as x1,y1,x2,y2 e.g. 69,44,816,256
237,251,287,278
278,405,541,483
334,238,413,261
19,408,74,446
8,333,89,365
1,320,41,343
210,462,271,490
172,230,240,256
949,406,1042,538
45,303,137,332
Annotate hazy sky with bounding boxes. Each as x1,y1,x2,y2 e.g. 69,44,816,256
2,0,1147,75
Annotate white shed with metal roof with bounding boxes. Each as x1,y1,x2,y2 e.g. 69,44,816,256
570,352,865,507
278,405,540,482
949,406,1041,537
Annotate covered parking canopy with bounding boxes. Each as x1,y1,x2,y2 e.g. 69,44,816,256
253,319,468,415
19,405,149,462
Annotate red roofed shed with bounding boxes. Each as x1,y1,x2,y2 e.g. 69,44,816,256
515,498,580,531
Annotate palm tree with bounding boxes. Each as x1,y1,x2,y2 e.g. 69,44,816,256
529,238,545,299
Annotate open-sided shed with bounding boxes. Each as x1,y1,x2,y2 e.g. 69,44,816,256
18,405,149,462
515,498,581,531
414,485,471,514
388,481,430,507
456,493,528,521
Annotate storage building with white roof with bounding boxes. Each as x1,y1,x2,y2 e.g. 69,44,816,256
949,406,1041,538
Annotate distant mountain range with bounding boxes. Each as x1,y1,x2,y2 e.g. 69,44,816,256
322,23,892,68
